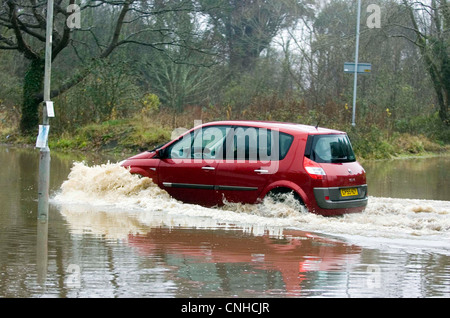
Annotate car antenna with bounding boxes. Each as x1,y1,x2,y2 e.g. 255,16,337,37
315,118,321,130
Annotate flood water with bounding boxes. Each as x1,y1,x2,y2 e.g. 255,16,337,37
0,145,449,298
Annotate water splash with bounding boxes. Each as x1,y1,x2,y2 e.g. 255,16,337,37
53,162,450,245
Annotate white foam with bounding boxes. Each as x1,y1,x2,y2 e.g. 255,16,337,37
53,162,450,251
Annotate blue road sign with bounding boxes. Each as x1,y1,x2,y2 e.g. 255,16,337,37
344,62,372,74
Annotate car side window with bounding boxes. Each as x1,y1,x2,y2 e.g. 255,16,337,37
166,125,293,161
231,126,293,161
167,132,193,159
279,132,293,160
193,126,229,159
233,126,259,160
166,126,229,160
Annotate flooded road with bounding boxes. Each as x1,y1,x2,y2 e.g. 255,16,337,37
364,156,450,201
0,146,449,298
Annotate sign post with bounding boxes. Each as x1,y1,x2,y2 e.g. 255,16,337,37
37,0,54,221
351,0,362,127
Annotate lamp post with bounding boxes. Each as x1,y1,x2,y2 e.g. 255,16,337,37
37,0,54,221
351,0,362,127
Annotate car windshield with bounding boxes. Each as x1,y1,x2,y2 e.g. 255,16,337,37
311,134,356,163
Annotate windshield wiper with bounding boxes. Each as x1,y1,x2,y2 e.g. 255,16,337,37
331,156,353,163
148,142,168,152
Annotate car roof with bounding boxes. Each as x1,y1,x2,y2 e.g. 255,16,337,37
201,120,345,135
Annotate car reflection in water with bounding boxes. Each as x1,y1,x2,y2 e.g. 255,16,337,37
128,227,362,296
60,207,361,296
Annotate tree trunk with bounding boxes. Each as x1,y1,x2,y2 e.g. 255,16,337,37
20,59,44,135
439,54,450,125
435,77,450,126
402,0,450,125
423,43,450,126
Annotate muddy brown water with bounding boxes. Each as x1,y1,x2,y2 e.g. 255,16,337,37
0,146,449,297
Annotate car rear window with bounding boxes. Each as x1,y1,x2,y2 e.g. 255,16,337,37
307,134,356,163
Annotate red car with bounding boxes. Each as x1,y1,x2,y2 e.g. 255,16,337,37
120,121,368,216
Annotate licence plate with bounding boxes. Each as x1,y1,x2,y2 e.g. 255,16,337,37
341,188,358,197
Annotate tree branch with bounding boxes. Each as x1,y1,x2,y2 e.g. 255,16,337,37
100,0,133,58
5,0,39,60
0,33,16,48
53,0,75,58
28,0,46,29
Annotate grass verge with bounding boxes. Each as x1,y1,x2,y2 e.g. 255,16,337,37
1,112,449,160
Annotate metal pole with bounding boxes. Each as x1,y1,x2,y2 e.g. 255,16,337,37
36,219,49,285
38,0,54,221
352,0,362,127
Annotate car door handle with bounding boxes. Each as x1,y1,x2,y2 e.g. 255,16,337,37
202,166,215,171
254,169,269,174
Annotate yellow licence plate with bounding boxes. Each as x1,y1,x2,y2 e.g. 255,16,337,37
341,188,358,197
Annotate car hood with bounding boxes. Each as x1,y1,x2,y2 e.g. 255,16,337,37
126,151,157,160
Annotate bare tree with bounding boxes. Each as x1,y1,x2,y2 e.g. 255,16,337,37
395,0,450,125
0,0,203,134
200,0,311,71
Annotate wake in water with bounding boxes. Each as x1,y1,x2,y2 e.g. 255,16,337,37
53,162,450,245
